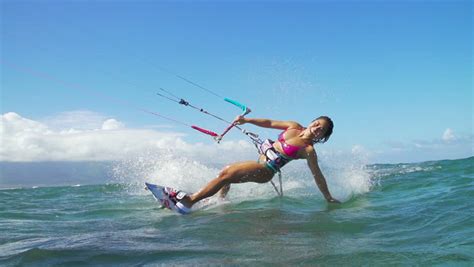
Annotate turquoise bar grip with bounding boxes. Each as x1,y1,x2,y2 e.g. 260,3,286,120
224,98,251,115
224,98,246,111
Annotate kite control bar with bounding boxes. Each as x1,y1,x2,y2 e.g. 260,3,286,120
214,98,251,143
156,88,252,142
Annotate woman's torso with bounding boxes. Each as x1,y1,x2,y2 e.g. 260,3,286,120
273,127,309,159
257,127,311,173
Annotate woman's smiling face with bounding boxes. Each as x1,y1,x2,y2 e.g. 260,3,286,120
307,118,329,141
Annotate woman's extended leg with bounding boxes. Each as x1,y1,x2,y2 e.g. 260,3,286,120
182,161,274,208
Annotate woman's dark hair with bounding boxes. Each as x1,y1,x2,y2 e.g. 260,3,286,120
313,116,334,144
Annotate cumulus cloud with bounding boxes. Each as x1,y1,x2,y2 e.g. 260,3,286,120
0,112,255,162
41,110,109,130
378,128,473,163
442,128,456,142
101,119,124,130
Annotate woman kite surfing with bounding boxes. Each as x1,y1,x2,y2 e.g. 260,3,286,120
166,115,341,213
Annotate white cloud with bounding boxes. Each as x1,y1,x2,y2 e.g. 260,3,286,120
1,112,51,135
0,112,255,162
3,112,471,166
101,119,124,130
41,110,108,130
376,129,473,163
442,128,456,142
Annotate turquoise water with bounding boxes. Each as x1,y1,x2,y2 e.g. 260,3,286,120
1,157,472,266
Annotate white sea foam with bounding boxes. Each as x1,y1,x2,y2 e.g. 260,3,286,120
0,187,22,191
368,163,442,179
281,152,374,202
111,146,374,203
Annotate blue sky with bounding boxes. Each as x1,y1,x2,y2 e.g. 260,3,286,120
1,0,472,163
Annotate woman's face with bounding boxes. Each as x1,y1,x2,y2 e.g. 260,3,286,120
308,119,329,140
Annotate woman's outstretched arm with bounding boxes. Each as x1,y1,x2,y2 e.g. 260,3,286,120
305,146,340,203
234,116,302,130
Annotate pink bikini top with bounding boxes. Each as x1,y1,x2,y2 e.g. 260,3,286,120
277,128,309,159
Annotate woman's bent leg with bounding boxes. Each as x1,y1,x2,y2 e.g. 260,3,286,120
183,161,274,207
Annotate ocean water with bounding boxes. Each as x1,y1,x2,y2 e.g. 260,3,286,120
0,157,472,266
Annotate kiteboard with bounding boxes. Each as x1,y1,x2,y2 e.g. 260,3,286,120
145,182,191,215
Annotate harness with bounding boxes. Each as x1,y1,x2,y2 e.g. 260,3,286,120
243,132,285,197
